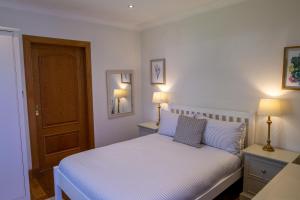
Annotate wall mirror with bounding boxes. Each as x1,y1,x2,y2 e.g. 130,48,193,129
106,70,134,119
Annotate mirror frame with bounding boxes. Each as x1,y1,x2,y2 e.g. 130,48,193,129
106,70,134,119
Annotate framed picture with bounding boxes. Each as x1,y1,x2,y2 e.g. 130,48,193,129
151,58,166,84
282,46,300,90
121,73,131,83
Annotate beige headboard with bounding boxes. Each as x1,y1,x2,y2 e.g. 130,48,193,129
168,104,255,147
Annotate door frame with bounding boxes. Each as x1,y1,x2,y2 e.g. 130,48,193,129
23,35,95,170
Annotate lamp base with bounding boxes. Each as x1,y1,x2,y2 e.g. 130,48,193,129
156,104,161,127
263,144,275,152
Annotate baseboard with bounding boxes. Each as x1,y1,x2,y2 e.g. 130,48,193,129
240,192,253,200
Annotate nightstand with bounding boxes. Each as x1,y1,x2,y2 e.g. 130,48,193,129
240,144,299,200
138,121,159,137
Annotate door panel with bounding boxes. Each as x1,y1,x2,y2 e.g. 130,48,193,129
45,131,79,154
38,54,79,127
24,36,94,173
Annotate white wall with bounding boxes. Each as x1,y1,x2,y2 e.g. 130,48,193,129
0,6,141,168
141,0,300,152
1,0,300,170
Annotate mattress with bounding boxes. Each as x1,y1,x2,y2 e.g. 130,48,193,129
59,134,241,200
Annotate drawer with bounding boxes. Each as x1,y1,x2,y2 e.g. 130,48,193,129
246,155,285,181
246,176,266,195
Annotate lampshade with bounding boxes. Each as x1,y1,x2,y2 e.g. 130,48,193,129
152,92,168,104
114,89,128,98
258,98,281,116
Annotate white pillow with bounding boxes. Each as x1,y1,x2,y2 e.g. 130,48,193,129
196,115,245,155
158,110,179,137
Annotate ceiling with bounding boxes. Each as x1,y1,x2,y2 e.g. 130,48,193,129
0,0,246,30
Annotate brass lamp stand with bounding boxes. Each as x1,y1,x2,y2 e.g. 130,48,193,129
258,98,281,152
117,97,121,113
152,92,168,126
263,116,274,152
156,103,161,126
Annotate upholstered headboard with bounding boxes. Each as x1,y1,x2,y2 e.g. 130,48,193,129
168,104,255,147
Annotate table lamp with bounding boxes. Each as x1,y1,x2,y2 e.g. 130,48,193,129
258,98,281,152
152,92,168,125
114,89,128,113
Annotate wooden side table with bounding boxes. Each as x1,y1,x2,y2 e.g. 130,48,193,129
138,121,159,137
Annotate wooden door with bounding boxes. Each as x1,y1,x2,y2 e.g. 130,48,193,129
23,35,94,173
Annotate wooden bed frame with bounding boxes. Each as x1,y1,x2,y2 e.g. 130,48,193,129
54,104,255,200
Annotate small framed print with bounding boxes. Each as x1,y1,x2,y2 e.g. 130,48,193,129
121,73,131,83
151,58,166,84
282,46,300,90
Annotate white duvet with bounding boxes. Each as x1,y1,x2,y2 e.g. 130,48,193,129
59,134,241,200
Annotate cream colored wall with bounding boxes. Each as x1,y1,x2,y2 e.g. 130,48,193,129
141,0,300,152
1,0,300,170
0,7,141,168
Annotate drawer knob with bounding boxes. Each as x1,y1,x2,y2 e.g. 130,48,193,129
261,169,267,174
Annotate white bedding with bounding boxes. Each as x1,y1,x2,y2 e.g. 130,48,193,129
59,134,241,200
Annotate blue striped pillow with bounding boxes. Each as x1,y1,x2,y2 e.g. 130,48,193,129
199,117,245,155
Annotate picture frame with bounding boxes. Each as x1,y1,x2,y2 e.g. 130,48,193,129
151,58,166,84
282,46,300,90
121,73,131,83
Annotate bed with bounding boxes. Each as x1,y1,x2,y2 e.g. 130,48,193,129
54,104,255,200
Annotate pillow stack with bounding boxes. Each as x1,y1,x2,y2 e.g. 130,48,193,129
158,110,207,148
158,109,246,155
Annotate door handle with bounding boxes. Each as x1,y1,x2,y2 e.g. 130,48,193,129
35,105,40,116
